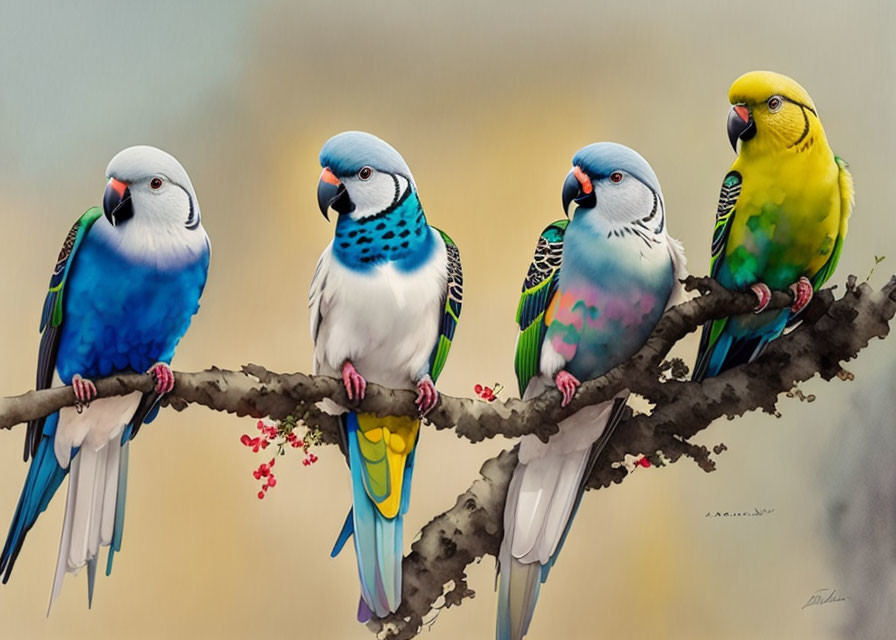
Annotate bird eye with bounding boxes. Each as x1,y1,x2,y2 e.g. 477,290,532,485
767,96,783,112
150,177,163,190
358,167,372,181
609,171,624,184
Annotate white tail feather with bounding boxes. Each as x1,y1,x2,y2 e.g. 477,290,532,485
538,449,590,561
100,444,121,545
47,393,140,611
511,458,560,558
506,398,622,569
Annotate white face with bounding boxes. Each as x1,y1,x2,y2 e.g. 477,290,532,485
106,144,202,230
576,170,663,232
98,145,208,268
124,173,198,228
341,167,410,219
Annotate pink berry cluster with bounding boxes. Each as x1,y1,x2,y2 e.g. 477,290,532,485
474,383,503,402
239,416,323,499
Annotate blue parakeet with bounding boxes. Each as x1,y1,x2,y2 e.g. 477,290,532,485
497,143,686,639
310,131,463,621
1,146,210,609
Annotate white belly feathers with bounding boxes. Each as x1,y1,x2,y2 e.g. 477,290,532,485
313,230,447,390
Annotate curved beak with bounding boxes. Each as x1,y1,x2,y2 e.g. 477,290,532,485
103,177,133,227
561,166,596,217
727,103,756,152
317,168,353,220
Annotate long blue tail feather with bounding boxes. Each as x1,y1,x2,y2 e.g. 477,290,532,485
698,310,789,380
333,412,409,620
1,413,67,583
331,508,354,558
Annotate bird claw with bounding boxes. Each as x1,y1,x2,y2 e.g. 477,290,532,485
750,282,772,313
149,362,175,395
554,370,581,408
341,361,367,402
71,374,97,411
415,376,439,417
789,276,813,314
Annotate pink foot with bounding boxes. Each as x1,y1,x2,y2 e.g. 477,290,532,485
789,276,813,313
149,362,175,395
341,361,367,401
71,374,97,410
554,370,581,408
750,282,772,313
415,375,438,416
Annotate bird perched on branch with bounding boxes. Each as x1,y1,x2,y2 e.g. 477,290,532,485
310,131,463,621
497,143,686,639
693,70,853,380
1,146,210,609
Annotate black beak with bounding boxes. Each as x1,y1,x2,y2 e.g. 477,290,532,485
727,103,756,152
103,178,133,227
317,168,353,220
561,169,596,217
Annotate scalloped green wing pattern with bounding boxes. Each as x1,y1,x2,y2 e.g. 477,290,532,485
693,173,741,381
513,220,568,396
428,228,463,382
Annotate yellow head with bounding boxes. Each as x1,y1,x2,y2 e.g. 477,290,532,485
726,71,827,155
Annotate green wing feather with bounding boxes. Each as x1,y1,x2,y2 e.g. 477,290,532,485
428,229,463,382
693,173,741,381
26,207,102,460
513,220,568,396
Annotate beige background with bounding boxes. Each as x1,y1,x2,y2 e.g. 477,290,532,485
0,1,893,638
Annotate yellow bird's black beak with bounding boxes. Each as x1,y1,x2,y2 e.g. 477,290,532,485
727,103,756,152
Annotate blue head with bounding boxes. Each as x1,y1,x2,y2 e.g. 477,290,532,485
317,131,417,221
561,142,664,230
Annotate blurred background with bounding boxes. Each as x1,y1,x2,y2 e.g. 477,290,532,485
0,1,893,638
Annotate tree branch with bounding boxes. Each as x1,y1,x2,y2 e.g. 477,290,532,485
0,276,893,639
366,275,896,638
0,276,808,441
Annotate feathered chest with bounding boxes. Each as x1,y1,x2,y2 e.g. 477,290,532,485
331,192,434,271
724,153,841,289
548,230,674,379
314,231,447,387
55,232,209,380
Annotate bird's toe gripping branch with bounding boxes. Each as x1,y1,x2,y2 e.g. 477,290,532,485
71,374,97,410
750,282,772,313
149,362,175,395
415,376,438,416
341,361,367,401
554,370,581,407
789,277,813,313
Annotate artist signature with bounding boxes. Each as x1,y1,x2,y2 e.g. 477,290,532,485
704,507,775,518
802,588,847,609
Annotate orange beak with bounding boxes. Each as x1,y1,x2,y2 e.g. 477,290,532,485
108,177,129,198
319,167,341,186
